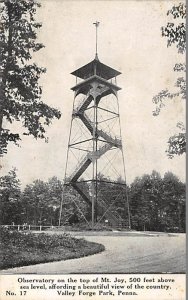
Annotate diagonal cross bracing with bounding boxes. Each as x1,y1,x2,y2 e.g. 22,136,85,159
67,142,113,183
59,57,131,229
71,182,125,226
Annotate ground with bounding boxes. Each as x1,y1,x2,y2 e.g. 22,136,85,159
0,231,185,274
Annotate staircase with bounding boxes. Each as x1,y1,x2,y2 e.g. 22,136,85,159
80,113,122,147
79,114,93,133
70,156,92,182
97,129,121,148
94,143,112,158
69,143,113,183
73,92,122,148
73,86,110,115
98,198,124,227
71,183,125,227
73,94,93,115
71,183,92,206
77,95,93,114
69,89,126,228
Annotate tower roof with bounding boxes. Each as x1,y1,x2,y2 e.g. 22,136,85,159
71,58,121,80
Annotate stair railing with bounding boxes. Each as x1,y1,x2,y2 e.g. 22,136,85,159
67,153,91,182
74,93,92,115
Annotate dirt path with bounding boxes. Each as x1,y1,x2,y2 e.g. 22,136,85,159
0,232,185,274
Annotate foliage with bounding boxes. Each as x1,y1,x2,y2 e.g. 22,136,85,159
21,177,91,226
21,179,50,225
21,177,64,226
152,2,186,158
0,227,105,269
0,0,61,156
0,168,22,224
167,128,186,158
161,2,186,54
0,168,185,232
129,170,185,232
2,227,78,250
0,171,90,226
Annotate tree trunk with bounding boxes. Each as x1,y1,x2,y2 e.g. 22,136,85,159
0,2,13,133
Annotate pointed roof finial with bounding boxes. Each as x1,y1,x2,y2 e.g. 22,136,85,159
93,21,100,60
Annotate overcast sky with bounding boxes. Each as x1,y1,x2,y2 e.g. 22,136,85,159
1,0,185,188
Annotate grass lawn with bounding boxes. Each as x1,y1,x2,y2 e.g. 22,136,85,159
0,228,105,270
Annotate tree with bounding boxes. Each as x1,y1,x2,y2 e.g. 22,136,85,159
21,177,63,226
161,172,185,232
152,3,186,158
0,0,61,156
20,177,90,226
21,179,50,225
129,170,185,232
46,177,63,225
0,168,22,224
129,172,163,231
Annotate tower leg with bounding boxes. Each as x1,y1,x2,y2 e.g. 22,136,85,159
91,91,97,229
58,188,65,226
91,180,95,229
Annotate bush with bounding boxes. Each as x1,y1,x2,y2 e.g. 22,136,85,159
0,227,105,269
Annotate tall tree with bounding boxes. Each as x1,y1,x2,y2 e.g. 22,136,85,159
0,168,22,224
152,3,186,158
161,172,185,232
21,179,49,226
0,0,61,155
129,170,185,232
20,177,89,226
129,172,163,231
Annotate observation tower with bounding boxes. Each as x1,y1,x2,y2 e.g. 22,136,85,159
59,22,131,229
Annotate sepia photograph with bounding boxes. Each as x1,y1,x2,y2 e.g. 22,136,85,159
0,0,186,287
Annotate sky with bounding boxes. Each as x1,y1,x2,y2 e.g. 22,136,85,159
1,0,185,188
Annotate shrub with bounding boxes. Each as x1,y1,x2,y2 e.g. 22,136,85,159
0,227,105,269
